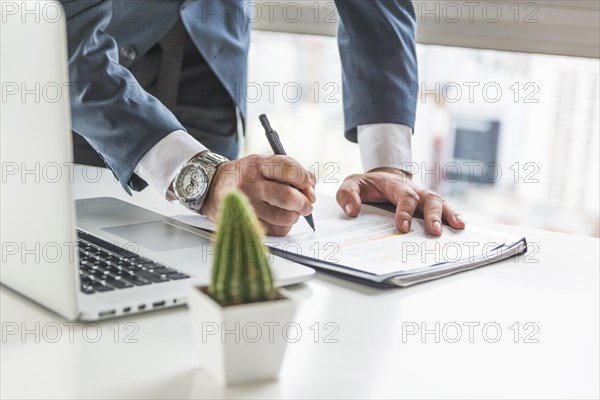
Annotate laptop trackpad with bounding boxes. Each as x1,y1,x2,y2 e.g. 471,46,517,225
102,221,208,252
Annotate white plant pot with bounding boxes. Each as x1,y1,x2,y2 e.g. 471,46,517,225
187,285,297,386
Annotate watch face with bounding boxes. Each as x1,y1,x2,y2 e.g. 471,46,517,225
175,163,208,202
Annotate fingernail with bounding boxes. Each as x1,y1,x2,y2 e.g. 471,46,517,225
401,220,410,233
433,220,442,234
303,204,314,216
344,204,353,215
455,214,465,224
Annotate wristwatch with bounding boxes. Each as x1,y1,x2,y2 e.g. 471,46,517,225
172,152,229,213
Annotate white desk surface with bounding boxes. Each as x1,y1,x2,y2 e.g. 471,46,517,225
2,167,599,399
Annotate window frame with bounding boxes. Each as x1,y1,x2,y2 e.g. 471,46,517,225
250,0,600,59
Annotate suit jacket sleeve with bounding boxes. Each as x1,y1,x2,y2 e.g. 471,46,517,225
335,0,418,142
61,0,185,193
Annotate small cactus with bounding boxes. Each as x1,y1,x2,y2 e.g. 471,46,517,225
209,191,277,306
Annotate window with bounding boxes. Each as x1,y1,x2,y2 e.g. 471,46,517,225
244,31,599,237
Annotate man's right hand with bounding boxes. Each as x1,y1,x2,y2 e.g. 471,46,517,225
200,154,316,236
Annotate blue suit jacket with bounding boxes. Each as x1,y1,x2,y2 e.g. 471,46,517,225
62,0,418,193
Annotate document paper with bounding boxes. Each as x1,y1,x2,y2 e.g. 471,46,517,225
173,194,517,276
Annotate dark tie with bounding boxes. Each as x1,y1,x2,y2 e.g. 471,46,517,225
156,18,186,111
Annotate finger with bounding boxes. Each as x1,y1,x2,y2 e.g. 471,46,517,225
256,180,313,216
394,187,420,234
301,170,317,203
336,175,362,217
260,155,314,192
260,155,316,203
259,219,292,237
251,200,300,227
419,190,444,236
309,170,316,187
300,187,316,205
442,202,466,230
368,175,420,233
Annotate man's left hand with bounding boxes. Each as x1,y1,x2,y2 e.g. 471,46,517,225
336,168,465,236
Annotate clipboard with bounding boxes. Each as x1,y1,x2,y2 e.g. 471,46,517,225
171,195,528,287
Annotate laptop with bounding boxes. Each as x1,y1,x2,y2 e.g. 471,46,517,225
0,1,314,321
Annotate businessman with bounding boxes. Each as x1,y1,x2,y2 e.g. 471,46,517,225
63,0,465,236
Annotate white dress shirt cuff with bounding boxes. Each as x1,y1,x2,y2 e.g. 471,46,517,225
136,130,207,199
357,124,413,173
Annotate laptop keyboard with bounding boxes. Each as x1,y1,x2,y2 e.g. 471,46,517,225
77,230,190,295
